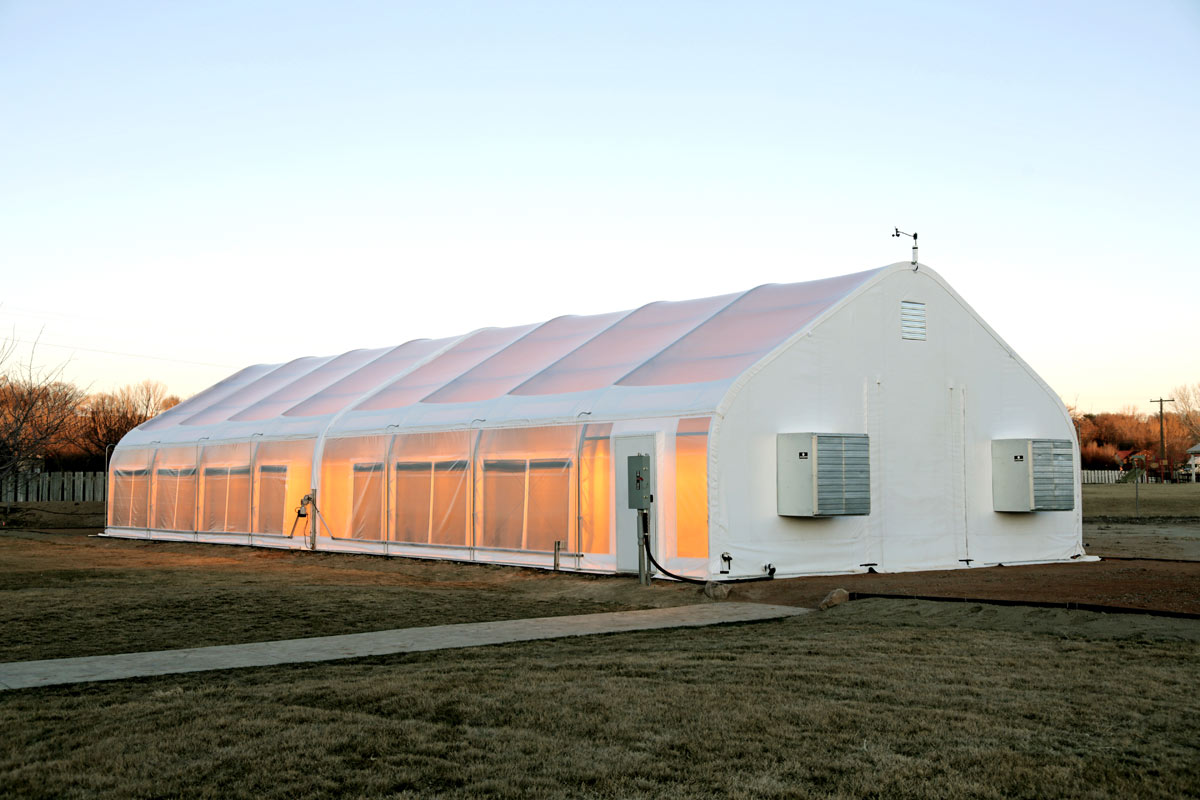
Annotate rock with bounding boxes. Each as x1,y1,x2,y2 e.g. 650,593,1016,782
818,588,850,610
703,581,731,600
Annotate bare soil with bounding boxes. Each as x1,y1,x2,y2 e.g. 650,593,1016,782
732,554,1200,614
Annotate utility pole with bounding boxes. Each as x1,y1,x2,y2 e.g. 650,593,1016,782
1150,397,1175,481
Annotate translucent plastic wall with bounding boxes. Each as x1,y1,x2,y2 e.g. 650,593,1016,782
109,448,153,527
152,446,198,531
108,439,315,539
313,424,615,557
475,426,577,552
578,423,612,555
391,431,472,546
253,440,314,536
111,420,708,572
675,417,710,559
199,443,253,533
319,435,391,541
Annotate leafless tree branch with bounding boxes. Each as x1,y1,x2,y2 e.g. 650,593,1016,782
0,331,85,481
1175,383,1200,443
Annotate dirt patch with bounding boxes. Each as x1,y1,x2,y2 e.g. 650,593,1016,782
729,558,1200,615
730,515,1200,614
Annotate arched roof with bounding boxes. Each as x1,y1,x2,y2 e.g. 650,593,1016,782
121,265,890,447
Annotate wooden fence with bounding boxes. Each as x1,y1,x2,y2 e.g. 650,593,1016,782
0,472,106,503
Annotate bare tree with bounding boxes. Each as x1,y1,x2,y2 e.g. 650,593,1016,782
0,335,86,482
1175,383,1200,443
75,380,181,459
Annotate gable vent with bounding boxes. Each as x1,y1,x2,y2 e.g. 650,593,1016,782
901,301,926,341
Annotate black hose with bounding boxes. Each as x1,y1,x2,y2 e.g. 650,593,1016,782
640,533,775,585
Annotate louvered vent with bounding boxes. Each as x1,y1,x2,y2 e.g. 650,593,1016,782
1031,439,1074,510
901,301,926,341
815,434,871,515
777,433,871,516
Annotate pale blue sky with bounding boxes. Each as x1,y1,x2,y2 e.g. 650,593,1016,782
1,1,1196,412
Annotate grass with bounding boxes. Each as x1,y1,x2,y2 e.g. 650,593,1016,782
1083,482,1200,519
2,521,1198,798
0,529,702,662
1,600,1197,799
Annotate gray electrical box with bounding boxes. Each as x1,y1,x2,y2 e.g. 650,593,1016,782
627,454,652,510
777,433,870,517
992,439,1075,512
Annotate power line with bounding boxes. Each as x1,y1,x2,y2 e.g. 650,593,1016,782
6,337,240,369
0,306,97,325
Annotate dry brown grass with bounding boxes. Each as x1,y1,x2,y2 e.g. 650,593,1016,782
0,501,105,529
0,528,703,662
1083,482,1200,519
2,524,1198,798
0,600,1196,799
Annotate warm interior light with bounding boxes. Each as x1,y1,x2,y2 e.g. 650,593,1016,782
675,417,711,559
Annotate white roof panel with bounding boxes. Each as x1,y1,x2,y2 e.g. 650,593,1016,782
120,265,891,447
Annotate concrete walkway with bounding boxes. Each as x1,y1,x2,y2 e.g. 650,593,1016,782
0,602,808,691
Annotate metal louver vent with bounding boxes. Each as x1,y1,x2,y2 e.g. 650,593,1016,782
901,301,926,341
1031,439,1074,510
815,434,871,515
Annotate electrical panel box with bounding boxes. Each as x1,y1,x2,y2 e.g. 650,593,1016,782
627,454,652,510
992,439,1075,512
777,433,870,517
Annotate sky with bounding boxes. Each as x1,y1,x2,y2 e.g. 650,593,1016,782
1,0,1197,414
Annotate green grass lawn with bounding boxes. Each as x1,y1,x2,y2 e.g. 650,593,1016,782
2,599,1197,800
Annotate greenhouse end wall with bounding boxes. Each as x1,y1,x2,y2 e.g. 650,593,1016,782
105,418,712,578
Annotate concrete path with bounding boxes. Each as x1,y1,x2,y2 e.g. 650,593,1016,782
0,602,808,691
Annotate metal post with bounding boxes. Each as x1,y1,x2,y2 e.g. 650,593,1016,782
309,489,319,550
892,228,919,269
103,442,117,503
637,510,650,586
553,540,561,572
1131,455,1144,516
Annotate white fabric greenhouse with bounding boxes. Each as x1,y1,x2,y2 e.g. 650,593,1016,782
105,262,1086,578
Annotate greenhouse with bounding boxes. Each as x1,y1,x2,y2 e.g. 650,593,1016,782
105,262,1085,579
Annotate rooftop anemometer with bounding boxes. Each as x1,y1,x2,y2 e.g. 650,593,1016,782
893,227,918,269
